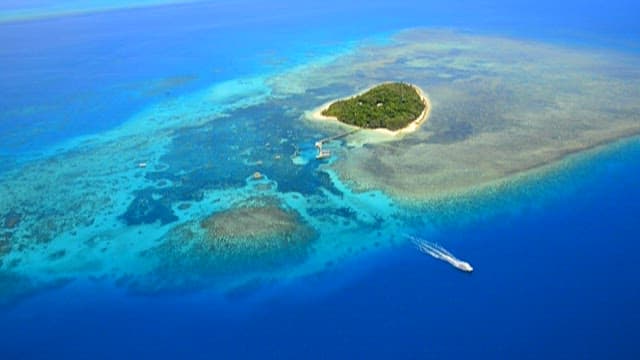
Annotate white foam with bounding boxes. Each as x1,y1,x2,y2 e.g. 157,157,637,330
407,235,473,272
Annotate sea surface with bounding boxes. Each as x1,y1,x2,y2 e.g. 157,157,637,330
1,1,640,359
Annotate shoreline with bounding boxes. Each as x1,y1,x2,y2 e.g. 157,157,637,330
306,82,432,143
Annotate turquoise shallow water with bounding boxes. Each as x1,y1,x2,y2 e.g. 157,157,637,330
1,1,640,358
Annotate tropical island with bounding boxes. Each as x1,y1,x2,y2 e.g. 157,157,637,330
315,82,429,133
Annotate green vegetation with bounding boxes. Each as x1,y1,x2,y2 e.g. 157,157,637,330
322,82,426,130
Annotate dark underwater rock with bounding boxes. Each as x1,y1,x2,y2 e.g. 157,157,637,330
177,203,191,210
48,250,66,261
120,192,178,226
0,238,11,257
0,273,71,308
3,211,21,229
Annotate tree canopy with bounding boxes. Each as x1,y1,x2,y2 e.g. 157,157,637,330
322,82,425,130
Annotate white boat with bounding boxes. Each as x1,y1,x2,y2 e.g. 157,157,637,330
407,235,473,272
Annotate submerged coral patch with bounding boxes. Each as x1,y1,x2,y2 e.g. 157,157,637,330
0,272,70,307
3,211,21,229
200,205,300,243
138,198,317,291
0,238,11,258
120,191,178,225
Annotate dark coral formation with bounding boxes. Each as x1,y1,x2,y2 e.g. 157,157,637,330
0,237,11,267
139,100,343,209
3,211,21,229
48,250,66,261
177,203,191,210
0,272,71,308
120,191,178,225
0,238,11,254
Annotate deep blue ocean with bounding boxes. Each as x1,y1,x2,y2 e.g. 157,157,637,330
1,1,640,359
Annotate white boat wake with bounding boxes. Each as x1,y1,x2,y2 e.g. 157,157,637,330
406,235,473,272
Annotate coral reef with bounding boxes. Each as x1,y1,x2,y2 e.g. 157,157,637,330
3,211,21,229
120,191,178,225
139,198,317,291
273,29,640,200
